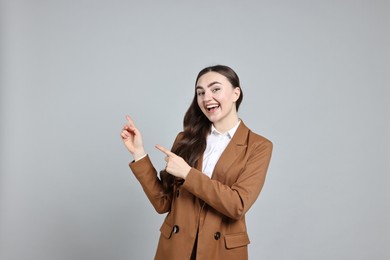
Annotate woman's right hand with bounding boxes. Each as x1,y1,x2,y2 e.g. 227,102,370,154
121,115,146,161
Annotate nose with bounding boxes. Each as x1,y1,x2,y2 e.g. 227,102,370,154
203,89,213,101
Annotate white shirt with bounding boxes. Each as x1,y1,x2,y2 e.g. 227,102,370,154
202,121,241,178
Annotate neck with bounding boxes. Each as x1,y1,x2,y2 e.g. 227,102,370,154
213,114,239,133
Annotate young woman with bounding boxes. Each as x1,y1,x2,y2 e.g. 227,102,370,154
121,65,273,260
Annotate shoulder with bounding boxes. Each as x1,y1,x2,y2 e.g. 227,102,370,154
248,129,272,146
248,131,273,157
238,121,273,150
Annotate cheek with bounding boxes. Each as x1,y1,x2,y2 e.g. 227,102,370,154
214,92,227,102
224,92,235,102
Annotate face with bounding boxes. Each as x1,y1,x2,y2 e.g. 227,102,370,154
196,71,241,128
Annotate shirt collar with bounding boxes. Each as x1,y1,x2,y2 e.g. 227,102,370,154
211,120,241,139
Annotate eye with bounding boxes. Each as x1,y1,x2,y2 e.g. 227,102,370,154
211,87,220,93
197,91,205,96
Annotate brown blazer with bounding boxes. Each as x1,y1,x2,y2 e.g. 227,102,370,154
129,121,273,260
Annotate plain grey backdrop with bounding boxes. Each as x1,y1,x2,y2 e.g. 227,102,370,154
1,0,389,259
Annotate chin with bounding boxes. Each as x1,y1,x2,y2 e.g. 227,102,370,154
207,116,220,123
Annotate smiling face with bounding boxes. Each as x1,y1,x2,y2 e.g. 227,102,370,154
195,71,241,132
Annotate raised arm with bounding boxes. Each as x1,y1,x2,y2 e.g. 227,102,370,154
122,115,172,214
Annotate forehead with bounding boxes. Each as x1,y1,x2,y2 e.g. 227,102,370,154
196,71,231,87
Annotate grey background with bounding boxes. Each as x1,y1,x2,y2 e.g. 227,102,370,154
1,0,389,259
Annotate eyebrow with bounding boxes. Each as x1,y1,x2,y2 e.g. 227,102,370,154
196,81,222,90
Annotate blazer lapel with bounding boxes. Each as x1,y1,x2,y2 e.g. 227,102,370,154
211,122,249,179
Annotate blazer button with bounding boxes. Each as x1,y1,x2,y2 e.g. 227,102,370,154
214,232,221,240
173,225,180,234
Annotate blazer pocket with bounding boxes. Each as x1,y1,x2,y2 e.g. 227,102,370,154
224,232,250,249
160,221,173,239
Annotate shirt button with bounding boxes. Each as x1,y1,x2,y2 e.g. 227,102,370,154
214,232,221,240
173,225,180,234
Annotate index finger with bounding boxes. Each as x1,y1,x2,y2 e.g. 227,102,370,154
155,144,174,157
125,115,136,128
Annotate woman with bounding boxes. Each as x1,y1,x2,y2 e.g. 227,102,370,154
121,65,272,260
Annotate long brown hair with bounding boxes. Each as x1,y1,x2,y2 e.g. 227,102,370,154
160,65,243,192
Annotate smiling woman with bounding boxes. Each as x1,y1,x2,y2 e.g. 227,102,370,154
120,65,273,260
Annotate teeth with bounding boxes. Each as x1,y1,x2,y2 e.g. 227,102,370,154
206,105,219,111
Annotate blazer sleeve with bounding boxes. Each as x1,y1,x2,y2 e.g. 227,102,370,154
182,137,273,220
128,133,183,214
129,155,172,214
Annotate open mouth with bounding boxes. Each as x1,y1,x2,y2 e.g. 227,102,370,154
206,104,220,112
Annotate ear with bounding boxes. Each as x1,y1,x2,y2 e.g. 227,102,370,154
232,87,241,102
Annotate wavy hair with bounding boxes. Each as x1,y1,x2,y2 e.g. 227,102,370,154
160,65,243,193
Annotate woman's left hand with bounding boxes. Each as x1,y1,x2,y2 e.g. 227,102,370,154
155,144,191,179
